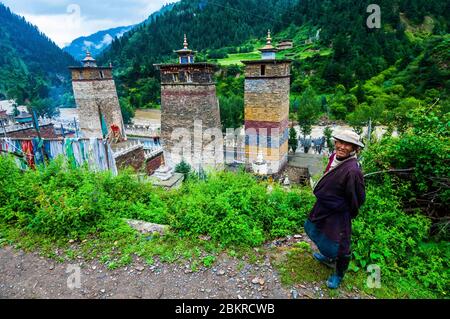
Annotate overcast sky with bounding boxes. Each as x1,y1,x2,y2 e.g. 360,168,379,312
2,0,178,47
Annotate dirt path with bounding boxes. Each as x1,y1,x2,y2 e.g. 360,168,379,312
0,239,369,299
0,245,292,299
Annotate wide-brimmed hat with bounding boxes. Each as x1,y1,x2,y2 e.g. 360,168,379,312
332,130,365,148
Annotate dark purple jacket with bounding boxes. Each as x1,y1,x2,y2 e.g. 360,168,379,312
307,156,366,256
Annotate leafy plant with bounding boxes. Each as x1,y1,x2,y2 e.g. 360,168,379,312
175,160,192,180
202,255,216,268
297,86,321,140
323,126,334,152
288,127,298,153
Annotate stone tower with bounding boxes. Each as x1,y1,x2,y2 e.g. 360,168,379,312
70,52,125,139
243,30,291,174
155,35,223,170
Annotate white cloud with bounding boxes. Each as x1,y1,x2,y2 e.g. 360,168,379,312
83,40,94,48
116,29,130,39
95,34,114,49
22,13,133,47
2,0,179,47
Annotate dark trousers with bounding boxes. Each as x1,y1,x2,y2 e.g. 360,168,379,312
336,254,351,277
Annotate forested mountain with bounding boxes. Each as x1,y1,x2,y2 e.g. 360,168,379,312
278,0,449,89
100,0,296,66
0,3,77,112
98,0,448,125
98,0,297,112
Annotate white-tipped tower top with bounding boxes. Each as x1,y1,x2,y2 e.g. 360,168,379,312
259,29,278,60
183,33,188,49
82,50,97,67
175,33,196,64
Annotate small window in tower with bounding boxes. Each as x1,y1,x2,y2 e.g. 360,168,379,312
173,73,179,82
99,71,104,79
79,70,84,80
261,65,266,76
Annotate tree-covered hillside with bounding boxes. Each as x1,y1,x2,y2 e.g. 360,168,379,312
0,3,77,112
98,0,448,128
98,0,297,111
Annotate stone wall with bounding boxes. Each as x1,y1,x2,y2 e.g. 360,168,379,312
282,164,311,186
160,82,223,170
244,78,290,94
159,64,216,84
71,67,125,140
145,153,163,175
71,68,113,81
244,61,291,78
5,124,59,138
244,119,289,135
115,146,146,172
243,60,291,174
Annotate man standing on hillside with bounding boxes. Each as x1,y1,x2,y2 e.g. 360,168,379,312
304,130,366,289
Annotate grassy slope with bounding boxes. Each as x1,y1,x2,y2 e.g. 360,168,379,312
211,25,332,66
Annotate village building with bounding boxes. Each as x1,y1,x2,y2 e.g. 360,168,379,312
0,100,28,126
242,30,292,175
155,34,224,171
70,52,126,141
0,110,8,127
277,39,294,50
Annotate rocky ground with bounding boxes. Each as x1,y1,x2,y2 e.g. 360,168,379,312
0,235,370,299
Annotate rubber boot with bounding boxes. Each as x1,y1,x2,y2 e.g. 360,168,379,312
313,252,335,269
327,255,351,289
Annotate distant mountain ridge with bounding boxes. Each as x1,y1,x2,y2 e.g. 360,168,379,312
63,2,177,61
63,25,134,61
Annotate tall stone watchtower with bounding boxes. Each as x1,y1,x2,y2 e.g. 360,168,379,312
155,35,223,170
243,30,291,174
70,52,126,140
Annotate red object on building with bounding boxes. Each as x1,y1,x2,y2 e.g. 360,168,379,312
111,124,120,133
21,140,35,169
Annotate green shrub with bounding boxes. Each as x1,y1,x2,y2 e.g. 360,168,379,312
1,155,315,247
352,179,448,297
175,160,191,180
1,145,447,297
167,172,314,246
202,255,216,267
362,105,449,239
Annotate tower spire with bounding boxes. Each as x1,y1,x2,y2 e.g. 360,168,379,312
183,33,188,49
82,50,97,67
259,29,277,60
175,33,196,64
266,29,272,46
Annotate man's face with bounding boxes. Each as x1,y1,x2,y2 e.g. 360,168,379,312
335,139,355,158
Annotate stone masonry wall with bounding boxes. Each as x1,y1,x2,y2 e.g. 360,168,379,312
244,61,291,174
71,68,113,81
115,146,146,172
282,165,311,186
160,64,216,84
72,79,125,139
145,153,163,175
160,83,223,170
244,62,291,77
71,68,125,140
5,124,59,138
